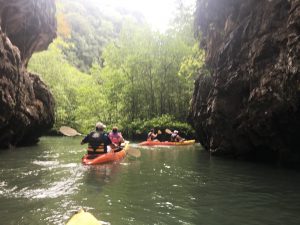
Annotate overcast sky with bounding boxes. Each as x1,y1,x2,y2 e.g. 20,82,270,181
106,0,195,32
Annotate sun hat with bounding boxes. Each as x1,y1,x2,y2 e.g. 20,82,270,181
95,122,106,129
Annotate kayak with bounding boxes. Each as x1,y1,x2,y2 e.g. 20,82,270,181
82,141,129,165
139,140,195,146
66,209,101,225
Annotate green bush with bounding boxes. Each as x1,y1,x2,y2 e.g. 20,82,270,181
121,114,195,141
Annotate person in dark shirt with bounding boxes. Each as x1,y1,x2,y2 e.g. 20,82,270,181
81,122,115,154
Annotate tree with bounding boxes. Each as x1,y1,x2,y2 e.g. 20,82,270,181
28,0,201,136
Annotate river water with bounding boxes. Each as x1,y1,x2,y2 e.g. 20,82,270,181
0,137,300,225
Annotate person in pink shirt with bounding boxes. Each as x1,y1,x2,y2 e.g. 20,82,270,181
108,126,125,147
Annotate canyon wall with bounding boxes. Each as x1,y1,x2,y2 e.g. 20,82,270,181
190,0,300,165
0,0,56,148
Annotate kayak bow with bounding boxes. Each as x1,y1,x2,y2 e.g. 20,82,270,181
66,209,101,225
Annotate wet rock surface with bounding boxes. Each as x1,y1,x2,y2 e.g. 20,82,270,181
0,0,56,148
190,0,300,166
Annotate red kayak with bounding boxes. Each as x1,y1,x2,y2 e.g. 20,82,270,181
82,141,129,165
139,140,195,146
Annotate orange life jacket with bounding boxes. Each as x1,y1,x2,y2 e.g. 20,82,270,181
87,143,105,154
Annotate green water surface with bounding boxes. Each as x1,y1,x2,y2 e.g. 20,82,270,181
0,137,300,225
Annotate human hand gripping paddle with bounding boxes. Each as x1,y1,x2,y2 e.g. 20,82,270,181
59,126,141,158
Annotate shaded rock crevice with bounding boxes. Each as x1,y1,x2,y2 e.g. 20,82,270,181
190,0,300,165
0,0,56,148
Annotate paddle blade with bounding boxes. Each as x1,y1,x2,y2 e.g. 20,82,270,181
165,129,172,134
127,148,141,158
59,126,82,136
157,130,162,134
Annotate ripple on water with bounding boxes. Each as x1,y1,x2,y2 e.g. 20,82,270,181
21,178,80,199
38,153,61,159
155,201,175,209
32,160,60,167
0,181,18,196
0,163,85,199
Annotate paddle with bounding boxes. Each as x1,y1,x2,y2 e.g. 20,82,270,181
119,141,141,158
127,148,141,158
165,128,172,134
60,126,82,136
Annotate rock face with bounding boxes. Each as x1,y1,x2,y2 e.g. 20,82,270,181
0,0,56,148
190,0,300,165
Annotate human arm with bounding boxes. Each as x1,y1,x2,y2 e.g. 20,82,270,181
119,132,125,143
104,134,116,152
152,133,158,138
176,135,185,142
80,133,90,145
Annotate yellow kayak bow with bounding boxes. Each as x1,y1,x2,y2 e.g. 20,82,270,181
66,209,101,225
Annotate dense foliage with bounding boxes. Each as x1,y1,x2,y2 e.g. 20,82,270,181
56,0,144,71
28,0,202,138
122,114,195,140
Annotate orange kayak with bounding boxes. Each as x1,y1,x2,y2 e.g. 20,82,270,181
82,141,129,165
139,140,195,146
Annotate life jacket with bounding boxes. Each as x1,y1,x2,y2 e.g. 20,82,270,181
108,132,122,145
87,131,106,154
87,146,105,154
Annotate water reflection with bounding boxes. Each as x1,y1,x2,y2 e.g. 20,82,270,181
84,163,121,184
0,162,84,199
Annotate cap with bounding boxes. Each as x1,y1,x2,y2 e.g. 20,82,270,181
95,122,106,129
174,130,178,134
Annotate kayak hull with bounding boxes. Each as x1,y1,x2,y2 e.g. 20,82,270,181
82,141,129,165
66,209,100,225
139,140,195,146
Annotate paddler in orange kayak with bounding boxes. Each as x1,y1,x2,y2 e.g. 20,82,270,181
108,126,124,146
80,122,115,154
170,130,185,142
147,128,159,141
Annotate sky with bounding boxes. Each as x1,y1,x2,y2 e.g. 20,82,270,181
107,0,195,32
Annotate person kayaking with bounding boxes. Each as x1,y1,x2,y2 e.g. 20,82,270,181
108,126,125,146
81,122,115,154
147,128,159,141
170,130,184,142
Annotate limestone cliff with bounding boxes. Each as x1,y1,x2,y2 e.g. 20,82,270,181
0,0,56,148
190,0,300,165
